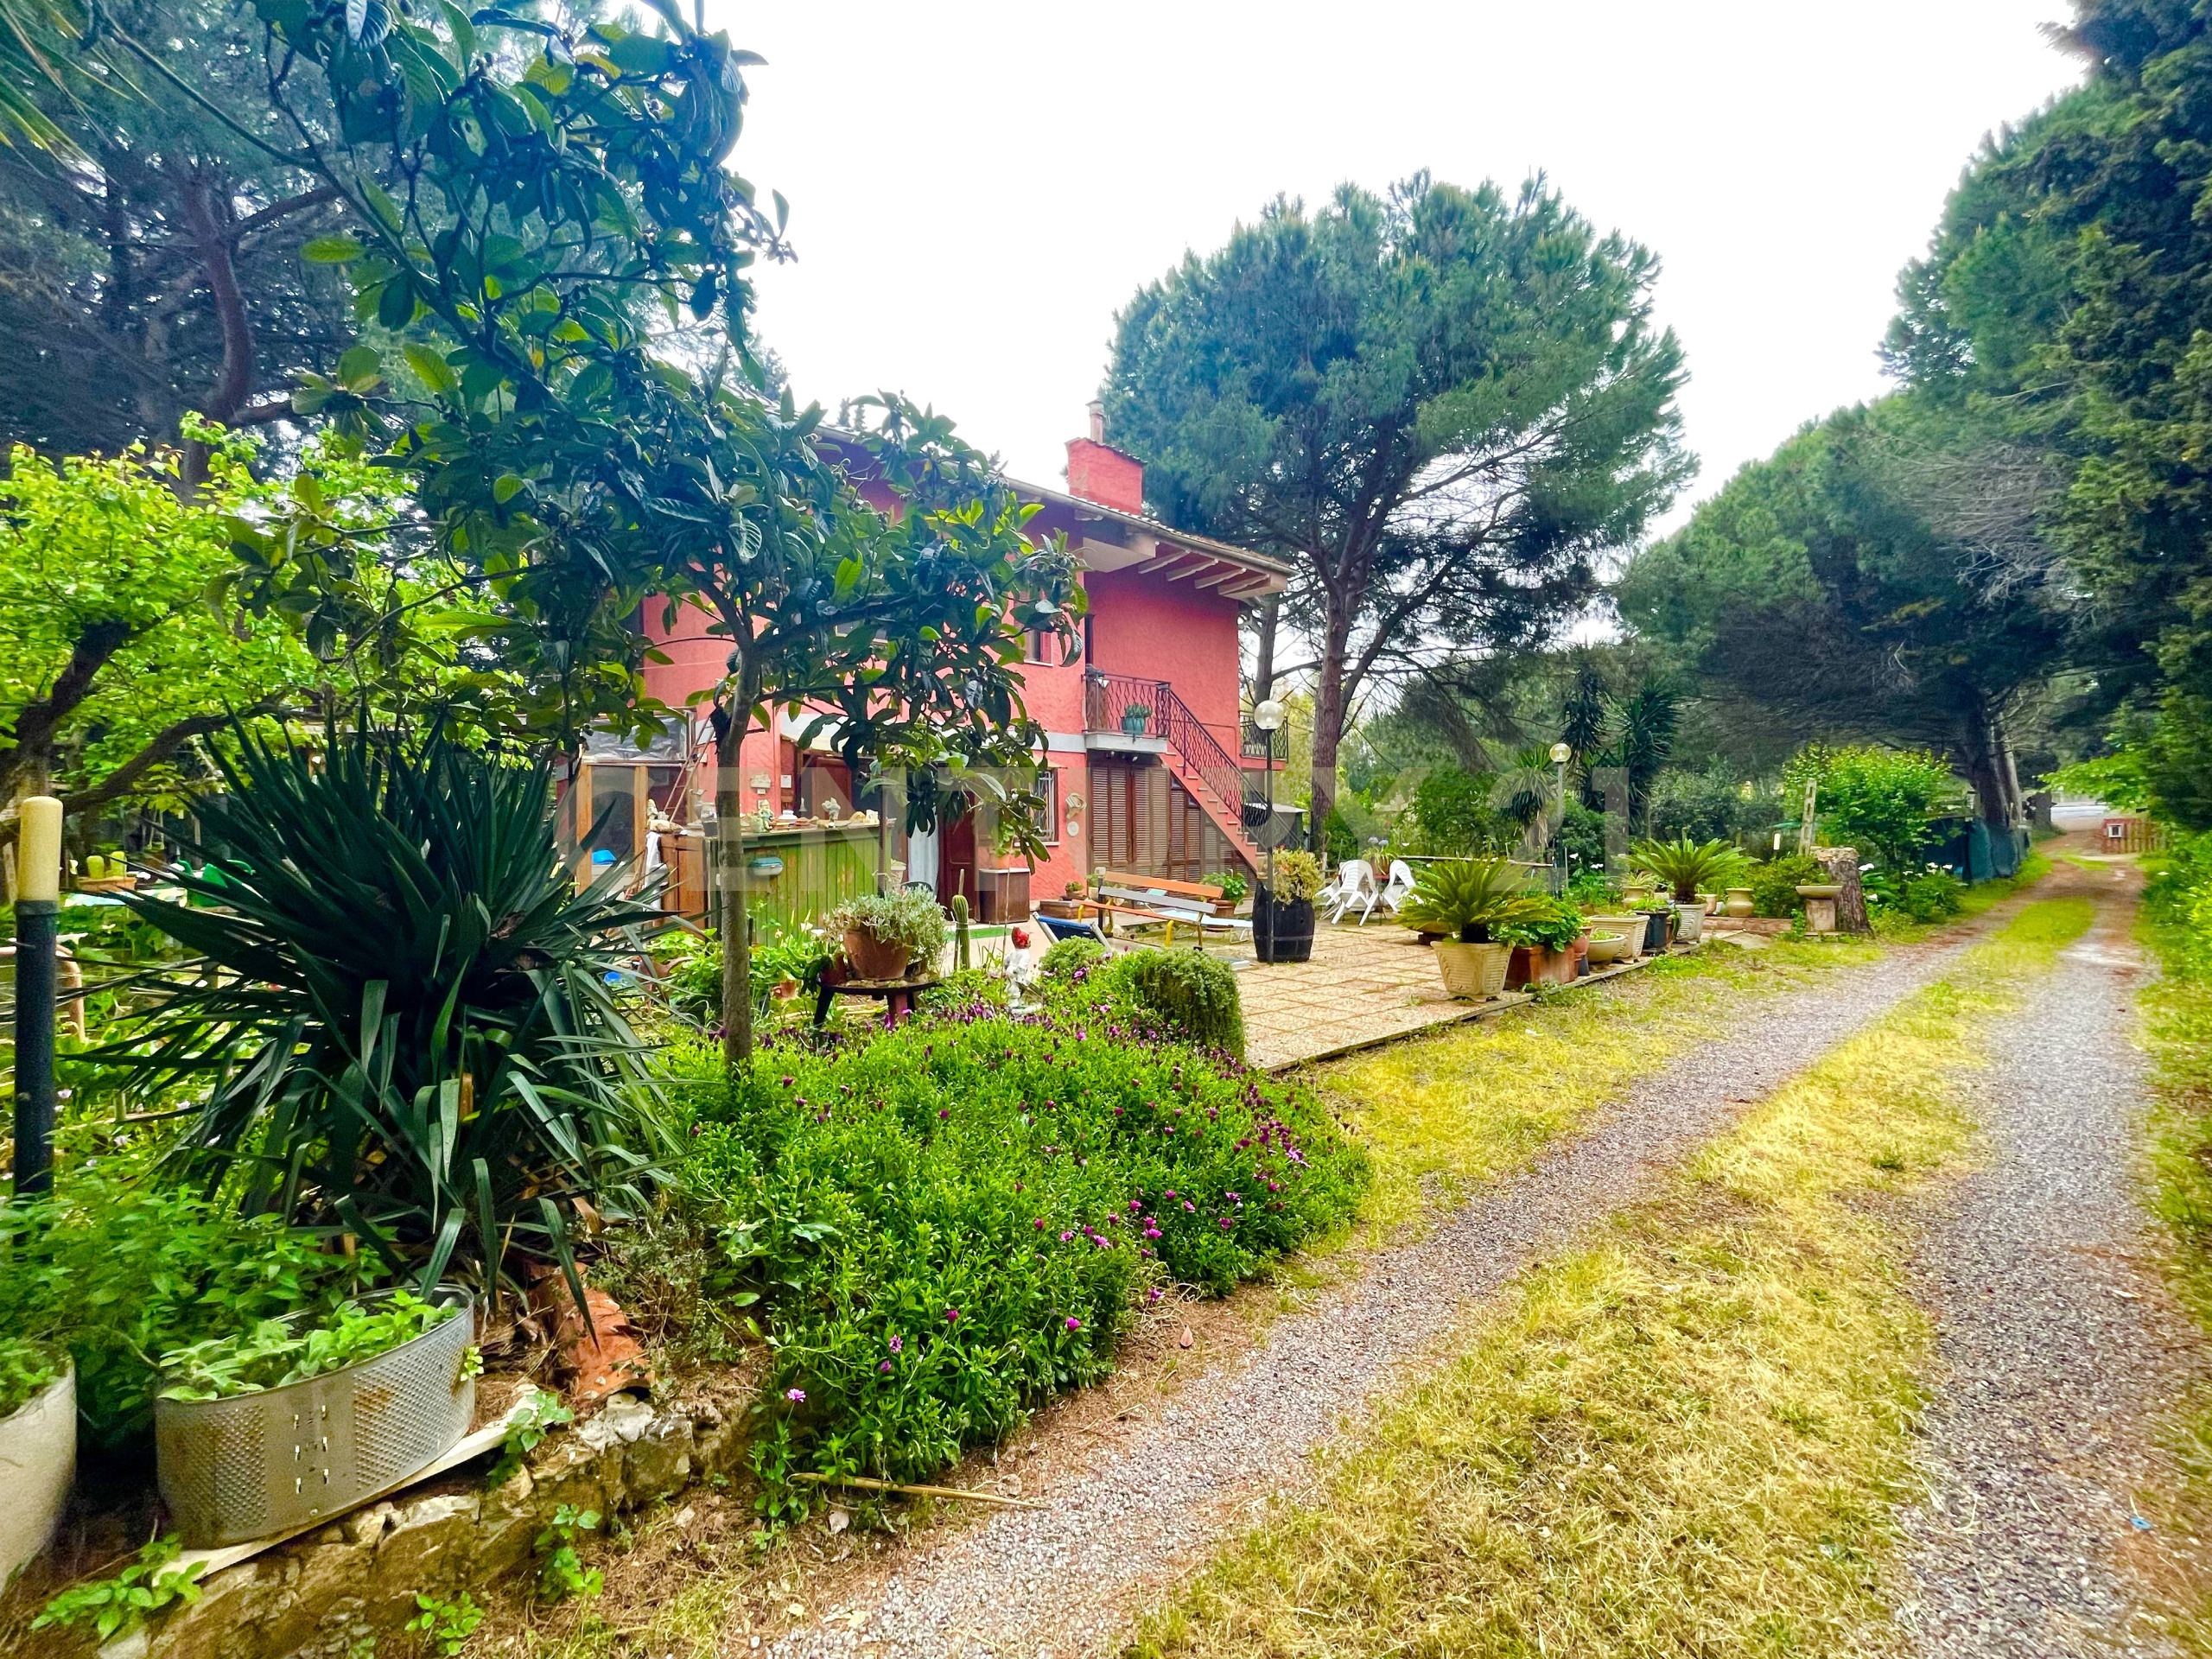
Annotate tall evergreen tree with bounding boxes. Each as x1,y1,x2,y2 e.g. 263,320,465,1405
1103,174,1688,852
0,0,353,463
1886,1,2212,823
1617,397,2069,831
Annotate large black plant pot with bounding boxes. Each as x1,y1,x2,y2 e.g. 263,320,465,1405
1254,887,1315,963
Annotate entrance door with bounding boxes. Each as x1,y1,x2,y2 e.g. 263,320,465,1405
939,808,977,909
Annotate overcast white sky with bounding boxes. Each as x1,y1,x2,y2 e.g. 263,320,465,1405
717,2,2082,531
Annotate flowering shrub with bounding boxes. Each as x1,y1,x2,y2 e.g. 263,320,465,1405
660,995,1367,1510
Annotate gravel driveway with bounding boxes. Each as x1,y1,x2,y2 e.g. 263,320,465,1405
766,902,2040,1659
1899,868,2207,1656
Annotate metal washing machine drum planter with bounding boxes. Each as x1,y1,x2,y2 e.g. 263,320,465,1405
155,1287,476,1548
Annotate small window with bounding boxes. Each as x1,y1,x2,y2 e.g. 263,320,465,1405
1037,768,1060,845
1025,627,1060,667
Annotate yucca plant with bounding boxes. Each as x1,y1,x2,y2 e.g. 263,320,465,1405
1630,836,1750,902
1396,856,1549,943
102,729,671,1300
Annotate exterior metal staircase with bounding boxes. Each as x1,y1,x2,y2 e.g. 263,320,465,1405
1084,671,1265,871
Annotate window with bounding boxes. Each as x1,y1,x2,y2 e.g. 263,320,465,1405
1037,768,1061,845
1024,627,1060,666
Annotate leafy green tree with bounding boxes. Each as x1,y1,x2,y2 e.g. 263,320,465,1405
1103,174,1688,852
0,427,379,828
1783,744,1955,873
1883,2,2212,824
213,0,1073,1062
1618,397,2069,832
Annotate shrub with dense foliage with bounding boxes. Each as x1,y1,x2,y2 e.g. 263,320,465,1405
1101,950,1245,1058
658,992,1367,1509
1039,937,1109,979
1751,853,1825,919
0,1182,353,1447
1783,744,1953,873
1491,894,1586,953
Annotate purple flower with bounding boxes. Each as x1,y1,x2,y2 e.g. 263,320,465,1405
945,1308,961,1324
888,1335,903,1353
1064,1316,1082,1332
1059,1230,1074,1242
1147,1287,1164,1302
1034,1217,1047,1230
785,1388,806,1402
879,1360,893,1374
938,1108,950,1120
779,1076,793,1087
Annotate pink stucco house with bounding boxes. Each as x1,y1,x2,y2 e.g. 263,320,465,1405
578,408,1287,925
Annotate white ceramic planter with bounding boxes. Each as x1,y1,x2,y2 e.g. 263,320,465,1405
1433,940,1510,999
0,1364,75,1588
1674,905,1704,943
1585,931,1630,965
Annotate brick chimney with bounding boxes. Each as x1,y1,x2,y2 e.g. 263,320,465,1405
1065,399,1145,515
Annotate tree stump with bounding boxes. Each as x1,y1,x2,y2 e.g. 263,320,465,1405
1815,845,1869,934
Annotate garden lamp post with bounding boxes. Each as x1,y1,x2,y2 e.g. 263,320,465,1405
1253,699,1287,893
1550,741,1573,896
12,795,62,1198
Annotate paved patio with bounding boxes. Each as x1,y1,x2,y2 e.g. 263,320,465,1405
1226,918,1681,1071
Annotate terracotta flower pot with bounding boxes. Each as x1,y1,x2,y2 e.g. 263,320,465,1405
842,928,912,982
1433,939,1510,999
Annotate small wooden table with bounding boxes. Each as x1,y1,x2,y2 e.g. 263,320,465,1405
812,974,943,1030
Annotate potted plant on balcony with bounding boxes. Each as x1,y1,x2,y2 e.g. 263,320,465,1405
1254,850,1323,963
155,1289,475,1548
1497,895,1587,989
1398,857,1548,1000
828,889,951,981
1121,702,1153,737
0,1341,73,1588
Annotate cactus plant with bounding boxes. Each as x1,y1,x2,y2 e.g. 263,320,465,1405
950,892,971,972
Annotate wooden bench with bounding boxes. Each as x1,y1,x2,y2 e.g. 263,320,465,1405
1092,870,1251,941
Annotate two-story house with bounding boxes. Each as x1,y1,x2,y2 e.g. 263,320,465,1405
576,408,1288,925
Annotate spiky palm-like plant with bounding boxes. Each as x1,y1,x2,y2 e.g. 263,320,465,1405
1630,836,1750,901
105,730,671,1299
1396,856,1549,944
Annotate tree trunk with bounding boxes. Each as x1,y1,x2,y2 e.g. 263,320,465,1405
715,663,760,1069
178,173,257,491
1815,845,1870,935
1306,600,1354,855
1248,594,1281,706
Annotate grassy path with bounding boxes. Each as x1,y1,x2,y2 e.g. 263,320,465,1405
1129,893,2100,1659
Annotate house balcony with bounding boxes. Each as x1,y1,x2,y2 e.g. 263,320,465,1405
1082,671,1263,870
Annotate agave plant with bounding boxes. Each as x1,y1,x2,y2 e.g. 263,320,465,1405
1396,856,1549,944
103,730,671,1299
1630,836,1750,901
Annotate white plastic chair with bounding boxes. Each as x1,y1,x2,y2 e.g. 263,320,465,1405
1375,859,1415,918
1324,858,1379,925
